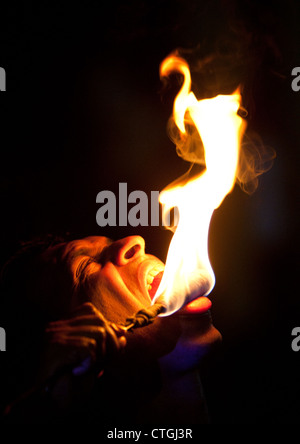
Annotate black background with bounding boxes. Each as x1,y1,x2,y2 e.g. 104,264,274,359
0,0,299,424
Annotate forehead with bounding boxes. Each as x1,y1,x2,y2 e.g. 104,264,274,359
64,236,111,256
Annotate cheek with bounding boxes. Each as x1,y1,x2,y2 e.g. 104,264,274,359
79,271,140,324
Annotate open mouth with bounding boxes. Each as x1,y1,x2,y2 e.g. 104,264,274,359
144,264,211,314
146,266,164,299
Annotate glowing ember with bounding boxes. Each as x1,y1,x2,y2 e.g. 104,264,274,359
153,55,247,316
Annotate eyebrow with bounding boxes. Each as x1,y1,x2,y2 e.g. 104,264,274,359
64,244,87,261
66,239,114,263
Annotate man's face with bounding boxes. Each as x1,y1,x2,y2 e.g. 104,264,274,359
37,235,164,324
26,234,218,364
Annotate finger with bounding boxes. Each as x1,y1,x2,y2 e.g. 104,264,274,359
53,324,125,358
103,324,127,358
49,326,108,361
109,322,130,336
46,314,108,331
63,334,106,376
69,302,108,322
45,335,98,375
48,334,98,355
47,325,106,338
47,302,108,325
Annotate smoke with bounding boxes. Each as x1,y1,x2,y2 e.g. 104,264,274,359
236,132,276,194
166,109,275,194
167,112,205,166
161,47,276,195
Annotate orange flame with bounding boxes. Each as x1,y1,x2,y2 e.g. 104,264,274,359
153,55,247,315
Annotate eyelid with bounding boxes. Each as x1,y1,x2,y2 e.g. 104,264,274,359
75,243,111,279
75,257,94,279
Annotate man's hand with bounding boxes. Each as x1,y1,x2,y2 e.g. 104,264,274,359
41,302,126,382
4,303,127,421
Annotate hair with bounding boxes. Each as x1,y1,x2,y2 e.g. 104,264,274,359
0,233,70,410
0,234,72,325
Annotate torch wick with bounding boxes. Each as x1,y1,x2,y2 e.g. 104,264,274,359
122,301,167,331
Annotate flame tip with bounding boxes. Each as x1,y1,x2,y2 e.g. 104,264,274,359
158,55,247,316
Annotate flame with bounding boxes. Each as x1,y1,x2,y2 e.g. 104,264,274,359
153,55,247,316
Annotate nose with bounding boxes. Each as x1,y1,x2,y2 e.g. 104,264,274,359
104,236,145,266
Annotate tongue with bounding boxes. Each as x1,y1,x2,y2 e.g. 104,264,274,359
182,296,212,314
148,271,164,300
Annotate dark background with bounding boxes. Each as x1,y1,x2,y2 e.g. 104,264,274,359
0,0,299,424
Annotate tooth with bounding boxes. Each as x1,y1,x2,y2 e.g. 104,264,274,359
147,275,154,285
148,267,164,277
148,271,156,278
